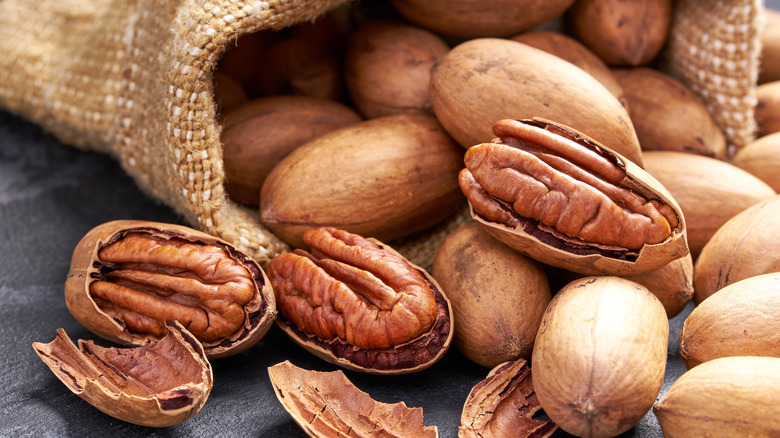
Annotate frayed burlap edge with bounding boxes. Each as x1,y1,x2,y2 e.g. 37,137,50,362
662,0,764,156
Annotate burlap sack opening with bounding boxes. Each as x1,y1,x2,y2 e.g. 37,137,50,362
0,0,764,269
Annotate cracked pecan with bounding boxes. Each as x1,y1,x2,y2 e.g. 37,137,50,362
32,321,212,427
65,220,276,359
460,118,688,275
266,227,453,374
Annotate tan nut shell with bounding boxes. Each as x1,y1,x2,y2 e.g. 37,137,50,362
344,20,449,119
567,0,672,66
389,0,576,39
509,30,627,108
431,222,551,368
680,272,780,369
268,360,438,437
613,67,727,159
622,253,694,318
643,151,776,259
430,38,643,166
755,80,780,137
260,113,465,249
693,194,780,303
33,322,212,427
759,8,780,84
221,96,362,206
532,276,669,438
654,356,780,437
732,131,780,192
64,220,277,359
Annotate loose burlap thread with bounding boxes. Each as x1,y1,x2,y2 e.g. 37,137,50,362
0,0,764,270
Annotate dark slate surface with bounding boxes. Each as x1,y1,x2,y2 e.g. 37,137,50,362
0,107,692,437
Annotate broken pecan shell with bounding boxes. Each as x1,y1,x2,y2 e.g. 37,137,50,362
268,360,439,437
460,118,688,276
266,227,454,374
32,321,212,427
64,220,276,359
459,358,557,438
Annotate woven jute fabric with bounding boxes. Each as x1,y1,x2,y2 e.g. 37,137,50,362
0,0,764,270
662,0,763,155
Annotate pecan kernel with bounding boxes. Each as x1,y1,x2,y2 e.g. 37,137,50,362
89,233,254,342
462,119,679,251
268,227,438,350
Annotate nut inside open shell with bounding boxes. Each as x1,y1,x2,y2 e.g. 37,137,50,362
267,227,454,374
64,220,277,359
460,118,688,276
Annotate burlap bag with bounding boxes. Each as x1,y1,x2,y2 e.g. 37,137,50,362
0,0,764,269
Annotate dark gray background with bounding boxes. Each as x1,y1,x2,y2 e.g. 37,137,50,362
2,2,778,436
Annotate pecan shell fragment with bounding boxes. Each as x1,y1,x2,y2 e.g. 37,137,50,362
268,360,439,437
459,358,557,438
32,322,212,427
460,118,688,275
65,220,276,359
266,227,453,374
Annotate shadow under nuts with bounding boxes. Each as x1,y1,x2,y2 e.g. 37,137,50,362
532,276,669,438
460,118,688,276
266,227,453,374
64,220,277,359
260,113,465,249
432,222,551,368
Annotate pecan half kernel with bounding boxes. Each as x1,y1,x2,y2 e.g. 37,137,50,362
267,227,452,373
462,119,678,251
457,118,689,277
269,227,436,350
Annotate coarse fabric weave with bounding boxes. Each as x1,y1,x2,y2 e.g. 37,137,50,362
0,0,764,269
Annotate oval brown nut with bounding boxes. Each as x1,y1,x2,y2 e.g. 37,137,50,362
65,220,277,359
460,118,688,276
268,360,438,438
260,113,465,249
533,276,669,438
694,194,780,303
755,80,780,137
509,30,627,108
32,322,212,427
432,222,551,368
680,272,780,369
430,37,643,166
389,0,576,38
266,227,453,374
621,253,694,318
654,356,780,437
459,359,557,438
759,8,780,84
567,0,672,66
221,95,362,206
344,19,449,119
643,151,776,259
732,131,780,192
613,67,727,159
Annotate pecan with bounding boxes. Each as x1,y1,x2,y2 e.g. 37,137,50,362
266,227,453,374
65,220,277,359
32,321,212,427
460,118,688,275
459,359,557,438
